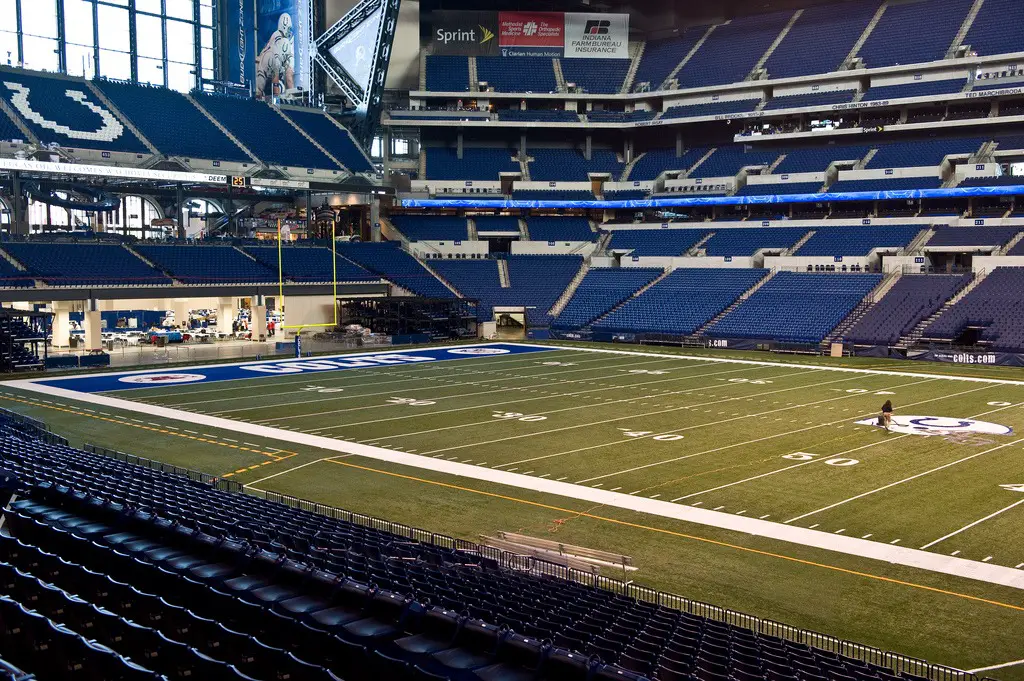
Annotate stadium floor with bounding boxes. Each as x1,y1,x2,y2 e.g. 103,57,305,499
3,342,1024,678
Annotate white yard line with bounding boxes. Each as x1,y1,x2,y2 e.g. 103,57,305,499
218,354,677,417
919,498,1024,550
327,363,783,435
670,437,911,502
786,439,1024,524
518,343,1024,386
967,658,1024,674
11,378,1024,593
242,455,351,487
251,357,753,425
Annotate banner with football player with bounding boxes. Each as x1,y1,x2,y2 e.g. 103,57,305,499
255,0,311,99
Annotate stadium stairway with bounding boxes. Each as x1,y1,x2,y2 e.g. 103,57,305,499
661,25,715,89
0,98,38,146
825,269,902,346
842,3,888,68
684,232,716,256
588,268,670,326
273,107,346,172
620,42,645,94
749,9,803,78
183,92,260,164
999,230,1024,254
548,261,591,318
902,269,987,345
693,269,776,336
419,260,464,298
947,0,987,57
84,82,159,156
553,59,567,92
518,219,531,240
906,227,938,252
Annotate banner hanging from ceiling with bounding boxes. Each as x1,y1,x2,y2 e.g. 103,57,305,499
255,0,311,99
497,12,563,58
563,13,629,59
429,11,628,59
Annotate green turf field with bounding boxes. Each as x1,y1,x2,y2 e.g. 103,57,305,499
3,342,1023,678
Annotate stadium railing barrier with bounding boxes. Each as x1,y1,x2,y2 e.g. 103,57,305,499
0,407,67,446
72,438,977,681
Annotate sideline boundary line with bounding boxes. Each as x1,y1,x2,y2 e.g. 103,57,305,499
322,457,1024,614
8,377,1024,593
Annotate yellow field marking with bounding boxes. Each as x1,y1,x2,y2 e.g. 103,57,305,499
0,394,298,476
324,458,1024,614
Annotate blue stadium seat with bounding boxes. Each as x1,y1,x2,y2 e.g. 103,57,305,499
553,268,663,329
708,271,882,343
631,28,710,91
425,55,470,91
860,79,967,101
0,70,147,153
477,57,557,93
473,216,521,234
336,242,456,298
927,226,1022,247
606,228,710,256
95,80,250,162
701,227,811,256
526,217,595,242
661,99,760,119
865,138,987,168
498,109,581,123
828,177,940,192
529,149,623,181
243,245,376,282
924,267,1024,351
511,190,595,201
846,274,971,345
794,225,922,256
735,182,823,196
594,268,768,336
586,110,657,123
856,0,974,68
3,243,169,287
629,147,710,181
963,0,1024,56
691,146,780,178
133,245,277,284
281,108,374,173
762,90,856,110
772,145,871,174
192,93,339,170
560,59,631,94
763,2,881,79
675,11,794,88
425,148,520,181
389,215,469,241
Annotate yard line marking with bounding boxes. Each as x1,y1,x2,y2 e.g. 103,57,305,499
919,497,1024,549
788,438,1024,524
1016,563,1024,569
348,363,788,439
891,539,901,545
539,473,550,478
610,486,621,491
324,458,1024,612
983,556,993,562
809,524,820,529
575,378,956,484
759,514,771,519
713,505,725,510
952,551,961,556
650,494,661,499
142,349,599,403
670,436,911,502
835,529,846,534
240,355,682,422
517,342,1024,386
862,534,872,539
967,659,1024,674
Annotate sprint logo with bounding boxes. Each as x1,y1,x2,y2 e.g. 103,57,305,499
479,25,494,44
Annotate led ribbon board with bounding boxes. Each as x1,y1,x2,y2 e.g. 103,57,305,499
401,185,1024,209
314,0,400,145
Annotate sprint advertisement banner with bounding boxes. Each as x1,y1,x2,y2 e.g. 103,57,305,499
430,11,628,58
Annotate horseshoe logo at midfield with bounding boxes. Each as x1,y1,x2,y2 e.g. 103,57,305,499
4,82,124,142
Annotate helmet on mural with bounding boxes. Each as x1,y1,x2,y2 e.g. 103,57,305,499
278,13,293,39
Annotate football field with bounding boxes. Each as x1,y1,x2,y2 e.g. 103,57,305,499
4,342,1024,677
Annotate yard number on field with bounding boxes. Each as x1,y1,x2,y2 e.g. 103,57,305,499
782,452,859,466
387,397,436,406
539,361,577,367
492,412,547,422
301,385,344,393
617,428,684,441
999,484,1024,492
620,369,670,375
726,378,773,385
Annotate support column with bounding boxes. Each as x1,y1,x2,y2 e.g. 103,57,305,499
171,299,190,329
456,133,463,160
176,183,186,239
51,302,72,348
676,131,683,158
82,306,102,352
519,134,527,157
11,171,27,235
305,190,312,236
218,299,236,336
252,295,267,340
370,201,381,242
584,135,592,162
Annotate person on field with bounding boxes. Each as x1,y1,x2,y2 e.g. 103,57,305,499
880,400,893,431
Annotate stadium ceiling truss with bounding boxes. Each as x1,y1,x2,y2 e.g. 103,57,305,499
314,0,400,146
